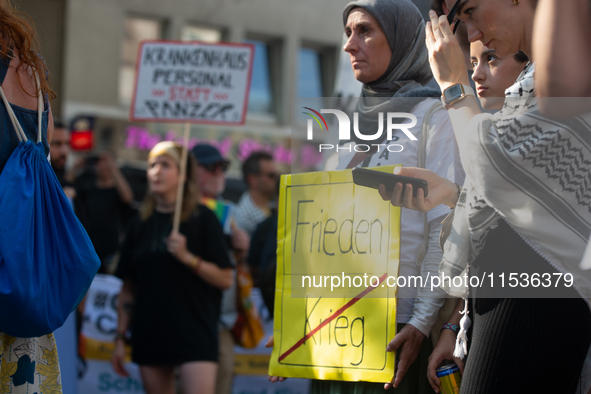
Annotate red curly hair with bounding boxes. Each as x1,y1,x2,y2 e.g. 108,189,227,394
0,0,56,101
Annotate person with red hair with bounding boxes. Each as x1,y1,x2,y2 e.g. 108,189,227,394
0,1,62,393
0,0,56,173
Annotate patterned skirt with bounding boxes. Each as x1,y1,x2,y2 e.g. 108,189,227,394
0,332,62,394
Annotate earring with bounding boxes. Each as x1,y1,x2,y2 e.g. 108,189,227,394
513,0,520,4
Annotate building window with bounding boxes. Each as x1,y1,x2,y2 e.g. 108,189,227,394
181,26,222,42
245,39,274,114
119,17,162,105
298,48,324,97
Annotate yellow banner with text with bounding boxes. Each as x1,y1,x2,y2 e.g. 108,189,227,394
269,166,401,383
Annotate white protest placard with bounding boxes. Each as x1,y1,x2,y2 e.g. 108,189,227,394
78,274,145,394
130,40,254,125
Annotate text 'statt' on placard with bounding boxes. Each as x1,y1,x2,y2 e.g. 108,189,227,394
269,167,401,383
130,41,254,125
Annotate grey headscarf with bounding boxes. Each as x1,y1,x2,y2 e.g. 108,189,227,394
343,0,440,144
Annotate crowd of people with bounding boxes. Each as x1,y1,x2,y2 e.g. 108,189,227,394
271,0,591,393
1,0,591,393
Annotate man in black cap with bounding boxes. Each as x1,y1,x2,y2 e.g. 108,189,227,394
193,144,230,205
191,143,249,394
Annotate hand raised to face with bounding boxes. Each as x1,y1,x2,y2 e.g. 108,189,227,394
425,10,471,92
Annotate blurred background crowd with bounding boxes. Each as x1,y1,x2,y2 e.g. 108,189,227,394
7,0,591,393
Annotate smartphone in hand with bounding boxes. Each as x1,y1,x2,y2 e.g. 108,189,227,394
352,167,428,198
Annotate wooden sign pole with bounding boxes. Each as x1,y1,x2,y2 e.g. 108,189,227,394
172,122,191,233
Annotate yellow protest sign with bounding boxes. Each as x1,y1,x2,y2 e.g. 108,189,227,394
269,166,401,383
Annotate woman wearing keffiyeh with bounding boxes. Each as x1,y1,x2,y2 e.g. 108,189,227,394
382,0,591,393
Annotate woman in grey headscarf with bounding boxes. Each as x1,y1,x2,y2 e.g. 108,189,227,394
342,0,441,147
322,1,463,393
268,1,461,391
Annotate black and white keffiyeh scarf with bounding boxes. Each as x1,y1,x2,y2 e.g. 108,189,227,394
441,63,591,301
439,63,591,390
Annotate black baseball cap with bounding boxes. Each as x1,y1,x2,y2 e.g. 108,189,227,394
191,144,230,166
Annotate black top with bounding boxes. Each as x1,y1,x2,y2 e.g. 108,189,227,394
76,184,131,261
469,218,581,299
53,168,73,189
462,219,591,394
115,205,232,364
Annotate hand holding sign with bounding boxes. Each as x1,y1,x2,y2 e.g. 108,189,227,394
265,336,288,383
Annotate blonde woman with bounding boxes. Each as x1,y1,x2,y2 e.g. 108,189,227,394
111,142,233,394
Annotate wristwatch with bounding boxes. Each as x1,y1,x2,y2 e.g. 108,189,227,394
441,84,475,108
115,331,129,343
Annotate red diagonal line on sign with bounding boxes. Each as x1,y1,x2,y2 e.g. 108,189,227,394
278,272,388,362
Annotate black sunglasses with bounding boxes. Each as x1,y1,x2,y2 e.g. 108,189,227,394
447,0,462,35
201,161,229,173
259,172,279,180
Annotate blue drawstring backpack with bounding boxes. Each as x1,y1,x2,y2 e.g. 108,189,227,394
0,76,100,337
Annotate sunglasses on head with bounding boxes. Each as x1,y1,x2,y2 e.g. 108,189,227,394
447,0,462,35
201,161,229,173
